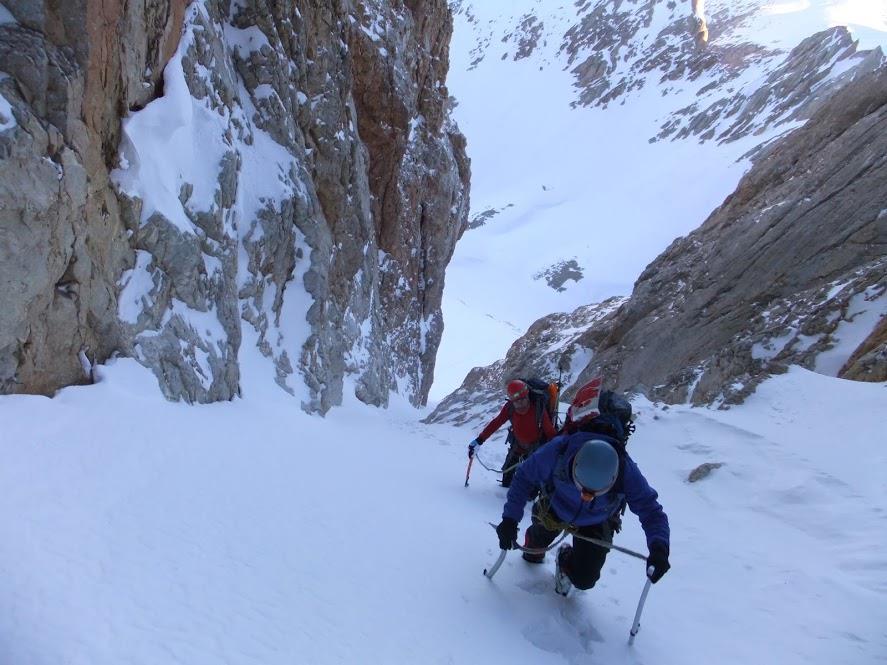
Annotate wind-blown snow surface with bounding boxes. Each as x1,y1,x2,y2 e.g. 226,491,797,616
432,0,887,399
1,361,884,664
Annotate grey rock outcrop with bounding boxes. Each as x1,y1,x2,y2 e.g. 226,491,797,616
840,315,887,382
1,1,469,411
455,1,882,145
593,64,887,406
561,2,883,145
467,203,513,230
428,63,886,421
425,297,625,427
0,0,185,396
657,27,885,143
687,462,722,483
533,260,584,292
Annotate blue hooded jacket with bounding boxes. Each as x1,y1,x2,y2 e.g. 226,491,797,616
502,431,670,549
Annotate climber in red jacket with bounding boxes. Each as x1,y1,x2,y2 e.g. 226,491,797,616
467,379,557,487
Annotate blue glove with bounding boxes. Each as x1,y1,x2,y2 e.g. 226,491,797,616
468,438,482,458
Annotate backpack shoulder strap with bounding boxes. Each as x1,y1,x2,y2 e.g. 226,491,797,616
544,437,572,496
606,437,628,494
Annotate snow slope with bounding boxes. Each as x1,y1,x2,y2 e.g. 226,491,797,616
433,0,887,399
1,360,884,663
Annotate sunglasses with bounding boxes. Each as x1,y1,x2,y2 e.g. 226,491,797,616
510,394,529,405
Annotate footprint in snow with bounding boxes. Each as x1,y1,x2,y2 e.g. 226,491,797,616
516,577,552,595
677,441,714,455
520,606,604,663
559,601,605,646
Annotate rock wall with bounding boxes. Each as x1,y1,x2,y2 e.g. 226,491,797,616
427,63,886,422
458,1,882,145
657,27,885,143
0,0,186,395
425,298,626,427
597,64,887,405
0,0,469,411
590,67,887,403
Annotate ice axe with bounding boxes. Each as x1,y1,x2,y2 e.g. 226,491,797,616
464,455,474,487
628,566,655,645
483,549,507,579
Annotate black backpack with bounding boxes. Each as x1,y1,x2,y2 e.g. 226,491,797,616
570,390,635,443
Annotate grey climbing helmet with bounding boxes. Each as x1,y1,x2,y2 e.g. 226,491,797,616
571,439,619,498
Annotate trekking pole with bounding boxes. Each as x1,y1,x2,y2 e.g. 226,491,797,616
628,566,655,645
486,522,646,560
571,532,647,561
483,549,508,579
464,455,474,487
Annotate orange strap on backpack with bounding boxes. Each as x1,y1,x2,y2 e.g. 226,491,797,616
547,383,559,423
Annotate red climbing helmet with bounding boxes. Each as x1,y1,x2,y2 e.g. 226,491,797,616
506,379,529,402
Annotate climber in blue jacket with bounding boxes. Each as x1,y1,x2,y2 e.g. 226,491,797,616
495,378,670,596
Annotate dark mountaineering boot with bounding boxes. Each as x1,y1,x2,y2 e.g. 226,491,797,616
555,545,573,597
521,533,545,564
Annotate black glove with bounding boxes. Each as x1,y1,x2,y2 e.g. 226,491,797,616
647,542,670,583
468,438,482,458
496,517,518,550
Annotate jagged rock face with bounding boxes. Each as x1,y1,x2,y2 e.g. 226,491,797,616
0,0,185,395
597,65,887,405
350,0,471,404
561,3,883,144
657,27,885,143
467,203,513,230
840,315,887,382
425,298,625,427
428,63,886,422
457,1,883,146
0,0,469,411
